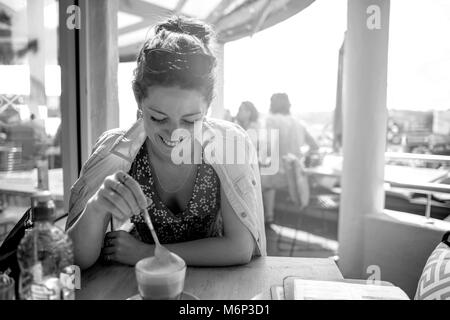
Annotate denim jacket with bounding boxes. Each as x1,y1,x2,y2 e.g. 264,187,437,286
66,117,267,256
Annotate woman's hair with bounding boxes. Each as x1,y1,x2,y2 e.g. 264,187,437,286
132,16,217,106
270,93,291,115
240,101,259,123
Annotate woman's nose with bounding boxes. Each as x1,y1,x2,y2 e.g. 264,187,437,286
162,120,182,137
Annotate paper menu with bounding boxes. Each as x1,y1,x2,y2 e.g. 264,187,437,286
270,285,285,300
292,279,409,300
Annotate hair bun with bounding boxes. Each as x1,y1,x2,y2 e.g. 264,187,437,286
155,16,213,45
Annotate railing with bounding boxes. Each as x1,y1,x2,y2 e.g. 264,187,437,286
385,152,450,221
309,152,450,220
385,152,450,164
386,180,450,222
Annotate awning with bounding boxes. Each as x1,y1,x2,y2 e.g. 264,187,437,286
118,0,315,61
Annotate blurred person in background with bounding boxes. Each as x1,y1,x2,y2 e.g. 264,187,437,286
235,101,260,131
223,109,233,122
262,93,319,224
235,101,260,152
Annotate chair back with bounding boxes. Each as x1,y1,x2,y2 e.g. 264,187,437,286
282,153,310,209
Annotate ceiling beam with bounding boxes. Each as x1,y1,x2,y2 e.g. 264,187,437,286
217,0,315,43
119,19,151,35
251,0,272,36
214,0,269,33
118,0,196,39
174,0,189,15
205,0,236,25
119,0,173,19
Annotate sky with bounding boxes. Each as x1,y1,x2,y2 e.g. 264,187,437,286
387,0,450,111
224,0,347,116
223,0,450,117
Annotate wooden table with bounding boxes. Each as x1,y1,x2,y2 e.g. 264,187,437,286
77,256,343,300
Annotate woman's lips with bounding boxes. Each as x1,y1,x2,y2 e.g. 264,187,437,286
159,135,184,148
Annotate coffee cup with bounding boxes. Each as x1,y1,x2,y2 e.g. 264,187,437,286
135,253,186,300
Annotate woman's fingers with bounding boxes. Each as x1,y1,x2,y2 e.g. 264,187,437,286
101,246,115,256
104,231,124,240
92,191,124,221
115,171,148,210
104,177,140,215
92,171,148,223
98,187,129,221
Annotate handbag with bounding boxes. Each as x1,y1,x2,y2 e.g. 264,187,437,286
0,208,32,292
443,231,450,247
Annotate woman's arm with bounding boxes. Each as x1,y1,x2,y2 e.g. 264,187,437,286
68,201,111,270
67,171,148,270
104,186,256,267
164,186,255,266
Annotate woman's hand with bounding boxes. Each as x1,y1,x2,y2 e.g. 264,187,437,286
85,171,149,223
101,231,154,265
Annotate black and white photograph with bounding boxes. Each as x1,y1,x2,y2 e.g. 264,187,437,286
0,0,449,309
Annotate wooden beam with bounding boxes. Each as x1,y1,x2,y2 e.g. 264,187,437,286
251,0,272,36
119,20,152,36
214,0,271,33
119,0,173,20
174,0,189,14
217,0,315,43
118,0,193,46
205,0,236,25
257,0,315,31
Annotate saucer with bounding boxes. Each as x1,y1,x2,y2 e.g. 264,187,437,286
127,292,200,300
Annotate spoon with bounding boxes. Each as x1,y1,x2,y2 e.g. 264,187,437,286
142,203,174,263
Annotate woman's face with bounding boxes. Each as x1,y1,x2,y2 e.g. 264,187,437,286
140,86,207,160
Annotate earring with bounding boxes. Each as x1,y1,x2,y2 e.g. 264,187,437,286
137,109,143,120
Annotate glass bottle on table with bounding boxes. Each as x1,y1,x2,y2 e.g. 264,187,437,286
17,191,74,300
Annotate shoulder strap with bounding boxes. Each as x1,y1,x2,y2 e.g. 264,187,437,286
442,231,450,247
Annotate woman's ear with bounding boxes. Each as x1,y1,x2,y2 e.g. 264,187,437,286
136,108,143,120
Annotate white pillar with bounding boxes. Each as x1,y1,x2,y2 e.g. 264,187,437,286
338,0,390,278
79,0,119,162
210,42,225,119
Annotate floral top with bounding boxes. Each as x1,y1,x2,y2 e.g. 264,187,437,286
128,142,221,244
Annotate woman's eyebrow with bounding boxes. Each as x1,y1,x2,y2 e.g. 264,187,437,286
148,107,167,115
183,112,202,117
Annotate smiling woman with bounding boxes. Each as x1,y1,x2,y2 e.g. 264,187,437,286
141,86,206,160
65,16,266,270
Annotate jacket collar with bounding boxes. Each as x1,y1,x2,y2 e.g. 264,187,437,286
109,118,147,162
